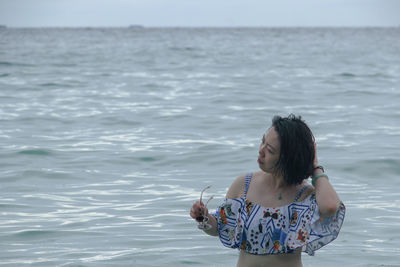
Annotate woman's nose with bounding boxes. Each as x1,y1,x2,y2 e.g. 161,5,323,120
259,145,265,155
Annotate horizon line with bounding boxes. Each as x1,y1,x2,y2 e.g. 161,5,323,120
1,25,399,29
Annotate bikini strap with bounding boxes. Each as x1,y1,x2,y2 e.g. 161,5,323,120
293,184,310,202
243,173,253,198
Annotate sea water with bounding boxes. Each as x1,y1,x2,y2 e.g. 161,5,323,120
0,27,399,266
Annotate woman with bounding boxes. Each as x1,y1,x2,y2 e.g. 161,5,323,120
190,114,345,267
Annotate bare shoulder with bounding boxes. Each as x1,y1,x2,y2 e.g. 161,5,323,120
225,174,247,199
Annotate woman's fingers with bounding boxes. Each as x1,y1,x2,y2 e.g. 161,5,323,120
190,201,208,221
190,203,200,219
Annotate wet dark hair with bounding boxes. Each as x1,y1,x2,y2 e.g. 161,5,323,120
271,114,315,185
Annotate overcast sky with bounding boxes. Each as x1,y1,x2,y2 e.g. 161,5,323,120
1,0,399,27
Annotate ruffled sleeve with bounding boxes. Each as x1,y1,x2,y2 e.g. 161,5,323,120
301,195,346,255
211,198,247,249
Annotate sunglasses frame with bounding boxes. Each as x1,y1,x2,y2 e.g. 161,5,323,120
197,185,214,230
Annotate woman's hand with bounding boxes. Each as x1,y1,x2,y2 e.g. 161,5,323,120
190,200,209,222
190,200,218,236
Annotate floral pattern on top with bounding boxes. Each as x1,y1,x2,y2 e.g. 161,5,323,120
210,173,345,255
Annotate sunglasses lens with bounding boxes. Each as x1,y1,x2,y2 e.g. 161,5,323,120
196,216,204,222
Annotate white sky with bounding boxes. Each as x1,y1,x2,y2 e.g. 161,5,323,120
1,0,399,27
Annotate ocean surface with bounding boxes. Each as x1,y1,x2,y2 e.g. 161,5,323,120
0,27,399,266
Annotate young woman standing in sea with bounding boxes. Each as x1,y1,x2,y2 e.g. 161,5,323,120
190,114,345,267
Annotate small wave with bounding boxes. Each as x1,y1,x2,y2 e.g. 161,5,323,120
121,72,155,78
138,156,158,162
39,82,63,87
0,61,34,67
343,158,400,177
0,61,13,66
15,169,72,180
338,72,356,77
329,89,384,96
0,203,30,209
38,82,76,88
169,46,198,52
337,72,392,79
51,63,78,67
11,229,102,240
12,230,61,239
18,149,53,156
186,73,220,78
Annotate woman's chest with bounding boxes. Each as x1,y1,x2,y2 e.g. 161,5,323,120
241,202,303,254
246,186,298,209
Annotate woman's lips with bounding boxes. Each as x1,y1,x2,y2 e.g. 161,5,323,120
257,158,263,164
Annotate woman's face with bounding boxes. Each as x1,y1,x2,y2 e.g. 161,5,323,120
258,127,280,173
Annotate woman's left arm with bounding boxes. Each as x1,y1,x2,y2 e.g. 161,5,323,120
313,167,341,216
313,144,342,217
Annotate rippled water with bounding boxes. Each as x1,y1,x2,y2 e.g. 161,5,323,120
0,27,400,266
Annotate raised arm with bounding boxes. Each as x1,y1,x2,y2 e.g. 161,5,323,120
313,144,342,216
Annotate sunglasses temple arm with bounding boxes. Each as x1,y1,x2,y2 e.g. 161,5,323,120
199,185,211,205
200,189,205,204
205,196,214,208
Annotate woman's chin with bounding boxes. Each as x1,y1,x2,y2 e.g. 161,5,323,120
259,166,273,174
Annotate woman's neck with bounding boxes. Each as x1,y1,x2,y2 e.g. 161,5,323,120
269,172,288,191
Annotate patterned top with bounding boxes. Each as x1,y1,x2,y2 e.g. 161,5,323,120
211,173,345,255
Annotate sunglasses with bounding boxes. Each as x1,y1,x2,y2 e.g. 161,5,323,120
197,185,214,230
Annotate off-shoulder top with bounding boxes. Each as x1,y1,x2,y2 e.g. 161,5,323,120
211,173,345,255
